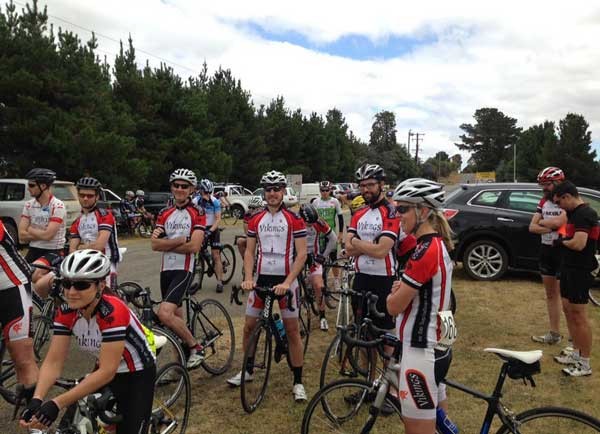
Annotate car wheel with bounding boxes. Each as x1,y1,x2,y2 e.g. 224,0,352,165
231,205,244,220
463,239,508,281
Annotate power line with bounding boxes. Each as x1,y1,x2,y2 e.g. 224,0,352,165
8,0,201,75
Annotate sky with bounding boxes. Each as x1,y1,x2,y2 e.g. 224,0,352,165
6,0,600,164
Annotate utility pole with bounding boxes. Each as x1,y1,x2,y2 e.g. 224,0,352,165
414,132,425,164
407,129,413,155
513,142,517,183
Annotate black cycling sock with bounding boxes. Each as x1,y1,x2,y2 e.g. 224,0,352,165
292,366,303,385
319,310,326,319
245,357,255,375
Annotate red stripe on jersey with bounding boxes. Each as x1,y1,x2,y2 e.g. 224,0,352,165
0,255,22,286
436,238,447,342
399,301,412,341
123,348,136,372
49,217,63,223
283,210,293,275
590,225,600,240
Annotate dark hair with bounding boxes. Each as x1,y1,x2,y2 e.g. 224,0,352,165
553,180,578,198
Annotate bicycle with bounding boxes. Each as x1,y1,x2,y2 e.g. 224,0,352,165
302,319,600,433
49,362,190,434
220,206,240,226
230,285,304,413
118,280,235,376
191,229,236,290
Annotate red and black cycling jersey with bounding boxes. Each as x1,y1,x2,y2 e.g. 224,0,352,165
562,203,599,270
247,206,306,276
348,198,400,276
0,220,31,290
53,294,155,373
398,233,453,349
70,207,120,264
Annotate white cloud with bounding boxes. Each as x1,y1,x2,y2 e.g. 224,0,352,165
8,0,600,166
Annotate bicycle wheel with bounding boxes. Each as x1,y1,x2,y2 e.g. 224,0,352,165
32,299,55,361
192,254,206,291
191,299,235,375
220,244,237,284
496,406,600,433
241,322,272,413
589,285,600,307
301,378,402,434
137,221,152,238
152,326,186,372
151,362,190,434
115,281,145,316
319,334,374,389
298,299,311,354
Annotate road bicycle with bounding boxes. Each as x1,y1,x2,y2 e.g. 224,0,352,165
302,319,600,433
220,206,241,226
192,229,236,290
231,285,306,413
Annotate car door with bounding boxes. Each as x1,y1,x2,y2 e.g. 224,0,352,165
494,189,543,269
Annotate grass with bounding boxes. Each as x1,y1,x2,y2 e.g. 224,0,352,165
184,267,600,433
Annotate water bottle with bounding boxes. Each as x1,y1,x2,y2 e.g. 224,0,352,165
436,407,459,434
274,313,286,341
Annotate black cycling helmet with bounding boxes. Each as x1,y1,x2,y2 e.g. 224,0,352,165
355,164,385,182
76,177,102,191
26,168,56,185
299,203,319,224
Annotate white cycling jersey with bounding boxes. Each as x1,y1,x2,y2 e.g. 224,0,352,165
536,198,564,245
21,195,66,250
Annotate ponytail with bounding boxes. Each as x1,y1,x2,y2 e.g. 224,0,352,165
428,210,454,252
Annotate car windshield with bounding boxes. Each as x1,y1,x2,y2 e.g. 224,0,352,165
53,184,76,201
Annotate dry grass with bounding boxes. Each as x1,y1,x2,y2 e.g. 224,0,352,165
185,267,600,433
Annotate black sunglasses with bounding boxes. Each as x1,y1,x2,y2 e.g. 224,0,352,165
62,279,97,291
396,205,417,214
264,186,282,193
320,189,330,192
27,183,37,188
172,182,191,190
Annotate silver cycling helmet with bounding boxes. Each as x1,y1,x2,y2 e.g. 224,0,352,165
199,179,214,193
260,170,287,187
355,164,385,182
392,178,444,209
135,189,145,197
61,249,111,280
125,190,134,198
77,177,102,191
169,168,197,187
248,196,263,209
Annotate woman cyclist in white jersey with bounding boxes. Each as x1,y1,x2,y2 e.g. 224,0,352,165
386,178,455,434
20,250,156,434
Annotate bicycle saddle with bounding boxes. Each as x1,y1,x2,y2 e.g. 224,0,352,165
484,348,543,364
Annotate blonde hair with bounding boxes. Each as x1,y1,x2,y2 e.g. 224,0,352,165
423,208,454,252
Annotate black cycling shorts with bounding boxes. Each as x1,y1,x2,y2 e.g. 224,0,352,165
207,230,222,249
351,273,395,330
108,365,156,434
160,270,193,306
25,248,64,266
539,245,562,277
560,267,593,304
0,284,33,341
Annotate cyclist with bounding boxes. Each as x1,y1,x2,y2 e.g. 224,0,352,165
134,189,155,231
119,190,140,233
18,168,66,297
529,166,567,345
235,196,264,259
387,178,455,434
299,203,337,331
151,168,206,369
552,180,597,377
0,219,38,398
19,250,156,434
227,170,308,402
312,180,344,290
193,179,225,293
218,190,232,213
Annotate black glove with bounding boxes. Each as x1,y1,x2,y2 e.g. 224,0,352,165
552,238,564,248
20,398,42,422
35,400,60,426
315,254,326,264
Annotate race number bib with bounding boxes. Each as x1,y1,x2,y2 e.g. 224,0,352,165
437,310,457,348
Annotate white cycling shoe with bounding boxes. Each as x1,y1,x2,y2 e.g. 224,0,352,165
227,370,253,387
293,383,307,402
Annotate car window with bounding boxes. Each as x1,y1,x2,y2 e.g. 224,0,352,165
0,182,25,201
581,194,600,216
244,188,253,195
505,190,543,213
229,187,243,196
53,184,76,201
253,188,264,196
470,190,502,207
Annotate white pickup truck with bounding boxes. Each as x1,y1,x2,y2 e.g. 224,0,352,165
213,183,261,219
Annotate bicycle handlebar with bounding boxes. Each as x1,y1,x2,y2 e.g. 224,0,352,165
253,286,295,312
30,262,58,273
87,388,123,425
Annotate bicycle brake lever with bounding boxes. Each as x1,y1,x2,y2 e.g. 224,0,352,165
230,286,243,305
286,291,295,312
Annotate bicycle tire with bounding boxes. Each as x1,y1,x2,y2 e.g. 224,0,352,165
589,286,600,307
495,406,600,433
241,322,272,413
192,254,206,291
0,341,17,404
137,221,152,238
191,299,235,375
220,244,237,284
299,299,311,355
115,281,145,316
319,333,375,389
152,326,186,372
32,298,56,361
301,378,402,434
152,362,191,434
324,288,340,310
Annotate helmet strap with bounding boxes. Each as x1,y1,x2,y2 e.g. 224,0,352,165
410,206,432,235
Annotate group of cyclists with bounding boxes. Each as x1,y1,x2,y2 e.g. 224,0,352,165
0,161,593,433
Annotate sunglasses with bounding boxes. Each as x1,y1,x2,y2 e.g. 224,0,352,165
264,186,282,193
359,181,379,189
396,205,417,214
172,182,191,190
320,189,330,192
62,279,97,291
78,192,96,199
27,183,37,188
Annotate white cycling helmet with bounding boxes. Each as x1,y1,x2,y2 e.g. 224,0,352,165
61,249,111,280
135,189,145,196
393,178,445,209
125,190,134,198
260,170,287,187
199,179,214,193
248,196,263,209
169,168,197,187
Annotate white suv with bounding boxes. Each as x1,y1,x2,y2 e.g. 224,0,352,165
0,179,79,244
